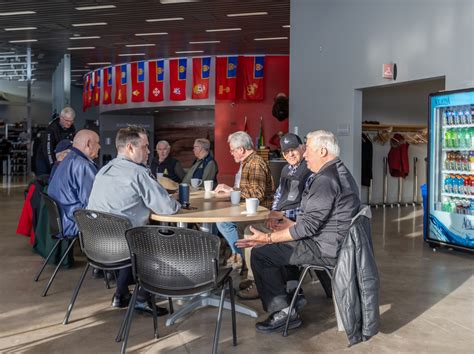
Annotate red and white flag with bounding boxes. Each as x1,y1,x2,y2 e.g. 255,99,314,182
148,60,164,102
114,64,128,104
131,61,145,102
169,58,187,101
243,56,265,101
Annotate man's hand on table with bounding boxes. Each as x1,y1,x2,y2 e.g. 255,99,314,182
214,183,233,193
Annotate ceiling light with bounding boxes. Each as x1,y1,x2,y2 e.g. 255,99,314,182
87,62,111,65
71,74,84,77
8,39,38,43
125,44,156,47
175,50,204,54
0,11,36,16
135,32,168,36
118,53,146,57
75,5,117,11
0,54,30,58
0,62,38,66
71,69,89,72
205,28,241,32
146,17,184,22
72,22,107,27
254,36,288,41
227,12,268,17
70,36,101,40
160,0,198,3
67,46,95,50
282,25,290,28
0,51,15,55
189,40,220,44
4,27,37,31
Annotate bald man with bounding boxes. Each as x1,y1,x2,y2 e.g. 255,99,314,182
48,129,100,237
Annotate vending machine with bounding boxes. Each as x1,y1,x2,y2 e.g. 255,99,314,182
428,88,474,251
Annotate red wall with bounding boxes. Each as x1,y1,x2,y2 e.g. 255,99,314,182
215,56,289,182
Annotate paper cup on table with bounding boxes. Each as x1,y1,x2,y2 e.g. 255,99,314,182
245,198,259,214
204,180,214,192
230,190,241,205
190,178,202,189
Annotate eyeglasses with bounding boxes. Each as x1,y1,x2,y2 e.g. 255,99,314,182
229,147,241,154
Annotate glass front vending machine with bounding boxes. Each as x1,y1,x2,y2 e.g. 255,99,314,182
428,88,474,252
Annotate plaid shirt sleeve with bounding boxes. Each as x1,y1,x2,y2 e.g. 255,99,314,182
239,153,273,207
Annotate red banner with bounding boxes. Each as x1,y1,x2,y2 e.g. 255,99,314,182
169,58,187,101
93,70,100,106
192,57,211,99
148,60,164,102
114,64,128,104
215,56,237,100
102,67,112,105
243,56,265,101
82,75,88,112
131,61,145,102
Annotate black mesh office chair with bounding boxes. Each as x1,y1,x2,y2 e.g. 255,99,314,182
34,191,77,297
119,226,237,354
63,209,133,325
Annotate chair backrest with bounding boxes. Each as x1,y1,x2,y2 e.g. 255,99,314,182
74,209,133,265
40,191,62,237
125,226,220,291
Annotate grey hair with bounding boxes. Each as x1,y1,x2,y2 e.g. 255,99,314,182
156,140,170,149
228,131,254,150
194,138,210,151
60,106,76,120
306,130,340,156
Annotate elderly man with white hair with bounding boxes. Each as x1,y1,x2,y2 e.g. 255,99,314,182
150,140,185,182
236,130,360,334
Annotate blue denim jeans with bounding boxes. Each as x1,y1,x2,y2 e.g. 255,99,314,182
216,221,243,256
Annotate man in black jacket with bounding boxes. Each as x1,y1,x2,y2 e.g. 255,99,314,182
150,140,185,182
236,130,360,333
35,107,76,175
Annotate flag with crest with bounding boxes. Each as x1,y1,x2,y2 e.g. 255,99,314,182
192,57,211,99
169,58,187,101
93,70,100,106
148,60,164,102
243,56,265,101
102,67,112,104
215,56,237,100
114,64,128,104
131,61,145,102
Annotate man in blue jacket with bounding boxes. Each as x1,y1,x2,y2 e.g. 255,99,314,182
48,129,100,238
236,130,360,333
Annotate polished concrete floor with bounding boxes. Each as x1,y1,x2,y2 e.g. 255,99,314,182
0,183,473,353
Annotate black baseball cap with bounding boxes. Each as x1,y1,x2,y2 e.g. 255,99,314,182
55,139,72,153
280,133,302,152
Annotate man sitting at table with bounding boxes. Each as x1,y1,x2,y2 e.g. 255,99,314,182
150,140,185,182
238,133,312,300
181,138,218,185
214,131,274,269
236,130,360,333
87,126,180,316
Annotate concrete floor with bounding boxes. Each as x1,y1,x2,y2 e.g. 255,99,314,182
0,183,473,353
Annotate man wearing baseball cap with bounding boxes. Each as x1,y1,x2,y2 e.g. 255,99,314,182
48,139,72,182
238,133,312,300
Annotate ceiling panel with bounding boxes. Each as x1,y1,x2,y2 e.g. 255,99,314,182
0,0,290,83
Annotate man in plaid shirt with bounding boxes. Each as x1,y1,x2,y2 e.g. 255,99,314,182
214,131,274,269
237,133,313,300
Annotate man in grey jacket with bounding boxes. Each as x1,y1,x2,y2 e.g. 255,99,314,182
236,130,360,333
88,126,180,316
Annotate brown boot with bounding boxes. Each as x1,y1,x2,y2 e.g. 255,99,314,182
237,281,259,300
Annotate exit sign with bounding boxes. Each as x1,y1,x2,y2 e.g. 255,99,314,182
383,63,397,80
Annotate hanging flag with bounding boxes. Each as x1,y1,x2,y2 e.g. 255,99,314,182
258,116,265,148
148,59,164,102
215,56,237,100
192,57,211,99
102,67,112,105
93,70,101,106
243,56,265,101
82,75,89,112
114,64,128,104
131,61,145,102
169,58,187,101
87,72,93,107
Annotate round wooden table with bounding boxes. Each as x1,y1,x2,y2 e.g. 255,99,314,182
150,189,270,325
150,190,270,224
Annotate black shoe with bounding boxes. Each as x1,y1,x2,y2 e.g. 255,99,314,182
255,310,302,333
288,289,307,312
134,301,169,317
92,268,104,279
112,292,131,308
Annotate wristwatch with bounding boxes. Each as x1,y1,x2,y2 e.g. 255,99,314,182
266,232,273,244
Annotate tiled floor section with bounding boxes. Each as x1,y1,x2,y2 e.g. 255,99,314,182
0,187,472,353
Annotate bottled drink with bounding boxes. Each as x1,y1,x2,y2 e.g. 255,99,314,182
447,109,453,125
445,152,452,170
445,175,452,193
458,108,466,125
443,109,448,125
459,128,466,148
470,128,474,147
455,153,462,170
464,176,470,195
470,152,474,172
452,129,459,148
469,200,474,215
467,107,473,124
453,110,459,125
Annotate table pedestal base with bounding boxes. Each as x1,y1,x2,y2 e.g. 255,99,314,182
165,292,258,327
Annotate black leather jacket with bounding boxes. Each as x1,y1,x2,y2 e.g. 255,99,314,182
333,206,380,346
